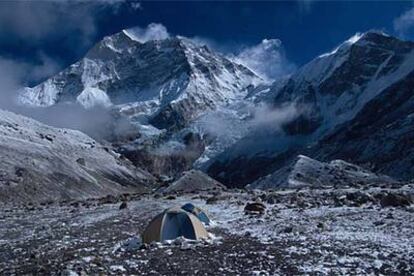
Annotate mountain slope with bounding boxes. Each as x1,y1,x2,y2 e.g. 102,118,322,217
0,109,154,203
207,31,414,187
311,68,414,181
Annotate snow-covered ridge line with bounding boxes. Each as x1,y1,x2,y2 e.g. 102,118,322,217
319,32,363,58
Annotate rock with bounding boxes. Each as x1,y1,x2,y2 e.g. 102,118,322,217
346,191,375,206
76,158,86,166
244,202,266,214
385,213,394,219
14,167,27,177
205,194,232,204
380,193,412,208
119,202,127,210
99,195,118,205
373,220,385,226
139,243,149,250
265,194,280,204
317,222,325,229
121,236,141,251
206,196,219,205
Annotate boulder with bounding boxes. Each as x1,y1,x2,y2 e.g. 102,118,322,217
244,202,266,214
119,202,127,210
76,158,86,166
346,191,375,206
380,193,412,208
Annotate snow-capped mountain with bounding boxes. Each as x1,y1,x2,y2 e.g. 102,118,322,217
271,31,414,136
0,109,153,203
16,29,414,188
207,31,414,187
19,28,262,130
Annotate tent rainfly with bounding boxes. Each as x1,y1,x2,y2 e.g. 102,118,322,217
181,203,211,225
142,207,209,244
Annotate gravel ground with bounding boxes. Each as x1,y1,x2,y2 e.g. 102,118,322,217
1,187,414,275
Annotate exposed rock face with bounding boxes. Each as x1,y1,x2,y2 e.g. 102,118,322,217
0,109,154,203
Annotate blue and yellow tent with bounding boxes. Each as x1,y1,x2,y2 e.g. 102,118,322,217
181,203,211,225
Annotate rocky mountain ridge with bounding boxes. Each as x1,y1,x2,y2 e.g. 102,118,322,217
19,29,262,131
0,109,153,203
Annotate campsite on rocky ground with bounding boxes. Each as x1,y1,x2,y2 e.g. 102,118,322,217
2,1,414,275
1,182,413,275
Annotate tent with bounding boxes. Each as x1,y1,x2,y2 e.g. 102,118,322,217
142,207,209,244
181,203,211,225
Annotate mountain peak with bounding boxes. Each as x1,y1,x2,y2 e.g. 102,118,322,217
20,26,261,130
122,23,170,43
318,30,397,59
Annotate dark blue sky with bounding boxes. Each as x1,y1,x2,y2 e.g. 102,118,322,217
0,1,412,85
100,1,411,64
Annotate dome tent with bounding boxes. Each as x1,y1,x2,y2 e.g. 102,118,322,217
142,207,209,244
181,203,211,225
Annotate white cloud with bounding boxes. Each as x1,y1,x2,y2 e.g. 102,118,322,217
123,23,170,42
251,103,299,129
233,39,296,81
0,1,138,47
394,7,414,38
